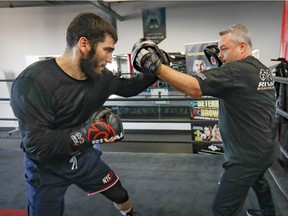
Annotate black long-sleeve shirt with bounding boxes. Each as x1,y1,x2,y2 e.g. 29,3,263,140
10,58,157,162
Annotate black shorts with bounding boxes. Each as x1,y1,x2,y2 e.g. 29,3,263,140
25,148,124,216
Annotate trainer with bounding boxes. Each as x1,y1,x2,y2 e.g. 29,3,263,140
131,24,279,216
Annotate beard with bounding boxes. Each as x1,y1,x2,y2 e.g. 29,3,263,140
80,49,104,80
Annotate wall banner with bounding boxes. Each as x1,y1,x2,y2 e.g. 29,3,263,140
142,7,166,44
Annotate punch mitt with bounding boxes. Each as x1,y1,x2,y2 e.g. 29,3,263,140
204,44,222,67
131,38,171,74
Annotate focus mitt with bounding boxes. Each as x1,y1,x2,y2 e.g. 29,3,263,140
131,38,171,74
204,44,222,67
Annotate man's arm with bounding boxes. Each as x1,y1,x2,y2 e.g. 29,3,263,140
131,38,203,98
110,72,158,97
156,64,203,98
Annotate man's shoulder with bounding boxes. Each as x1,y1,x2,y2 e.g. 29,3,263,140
242,56,267,68
14,58,60,92
18,58,56,79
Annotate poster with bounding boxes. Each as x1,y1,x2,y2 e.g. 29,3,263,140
142,7,166,44
191,123,222,142
191,123,224,155
190,99,223,155
185,41,218,75
190,100,219,120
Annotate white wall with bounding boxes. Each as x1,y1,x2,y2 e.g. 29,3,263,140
115,1,283,64
0,1,284,127
0,1,284,75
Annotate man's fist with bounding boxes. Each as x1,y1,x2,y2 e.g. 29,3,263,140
70,108,124,147
131,38,171,74
83,107,124,144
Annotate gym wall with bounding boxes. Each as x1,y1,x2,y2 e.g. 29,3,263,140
0,1,284,127
0,1,283,76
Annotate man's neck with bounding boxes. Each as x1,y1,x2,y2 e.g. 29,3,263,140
55,53,87,80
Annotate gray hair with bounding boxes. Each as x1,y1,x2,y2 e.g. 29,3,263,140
219,24,252,49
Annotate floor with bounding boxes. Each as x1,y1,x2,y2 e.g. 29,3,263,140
0,129,287,216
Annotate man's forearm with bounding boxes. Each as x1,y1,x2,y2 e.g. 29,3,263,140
157,64,203,98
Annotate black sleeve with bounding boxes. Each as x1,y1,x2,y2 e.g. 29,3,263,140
109,72,158,97
192,65,234,99
10,77,86,161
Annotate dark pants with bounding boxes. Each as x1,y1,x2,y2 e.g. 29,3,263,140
212,163,275,216
24,148,128,216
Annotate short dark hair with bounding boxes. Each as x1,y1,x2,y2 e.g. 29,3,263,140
66,12,118,49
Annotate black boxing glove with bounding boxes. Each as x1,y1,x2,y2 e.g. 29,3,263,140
131,38,171,74
70,107,124,148
204,44,222,67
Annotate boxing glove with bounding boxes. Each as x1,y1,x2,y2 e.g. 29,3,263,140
131,38,171,74
70,107,124,148
204,44,222,67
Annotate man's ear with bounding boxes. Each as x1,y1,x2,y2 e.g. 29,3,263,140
78,37,91,54
240,42,247,53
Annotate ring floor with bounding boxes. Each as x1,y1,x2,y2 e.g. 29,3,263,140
0,129,287,216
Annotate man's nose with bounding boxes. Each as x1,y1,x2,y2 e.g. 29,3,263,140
218,52,223,59
106,54,113,63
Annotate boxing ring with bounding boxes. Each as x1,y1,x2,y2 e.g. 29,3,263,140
1,79,288,201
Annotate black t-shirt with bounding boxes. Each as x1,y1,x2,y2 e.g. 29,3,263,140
193,56,279,166
10,58,157,161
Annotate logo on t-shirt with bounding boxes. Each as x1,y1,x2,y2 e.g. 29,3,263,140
195,72,207,80
257,69,274,90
